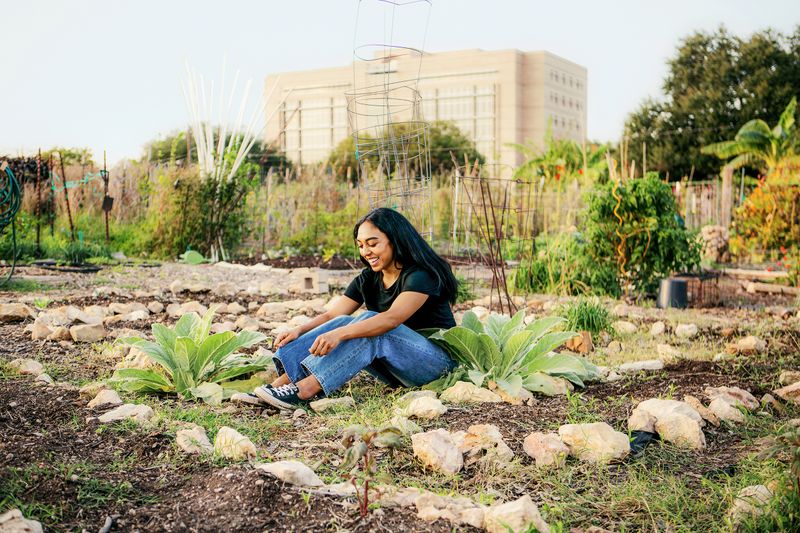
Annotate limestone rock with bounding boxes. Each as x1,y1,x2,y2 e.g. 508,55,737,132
36,373,54,385
617,359,663,373
440,381,502,404
612,320,637,335
176,425,213,455
0,303,34,323
214,427,257,459
389,415,422,435
704,386,759,411
606,340,622,354
415,491,486,529
396,390,437,404
310,396,355,413
774,381,800,405
227,301,246,315
234,315,261,332
760,393,783,413
411,428,463,475
97,403,154,424
684,395,721,427
401,396,447,420
493,385,536,406
69,323,106,343
46,326,71,341
0,509,43,533
728,485,772,524
483,495,550,533
30,320,53,340
166,303,181,318
169,280,186,294
180,301,208,315
523,432,569,468
210,321,236,334
458,424,514,466
87,389,122,408
656,344,681,361
256,302,289,318
708,398,746,423
256,460,324,487
778,370,800,386
558,422,630,463
116,346,155,370
8,358,44,376
629,398,706,449
649,321,666,336
675,323,698,338
147,301,164,314
733,335,766,355
79,382,108,399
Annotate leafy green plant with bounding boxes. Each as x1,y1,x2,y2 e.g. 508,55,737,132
428,310,600,396
558,297,611,336
455,274,476,304
179,249,207,265
60,241,109,266
340,425,403,518
109,308,268,404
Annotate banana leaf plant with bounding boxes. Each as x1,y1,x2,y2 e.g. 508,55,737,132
427,310,600,396
109,307,269,404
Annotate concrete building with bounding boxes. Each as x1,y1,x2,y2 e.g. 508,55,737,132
264,48,587,168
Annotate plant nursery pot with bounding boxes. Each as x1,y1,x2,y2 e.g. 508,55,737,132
657,278,688,309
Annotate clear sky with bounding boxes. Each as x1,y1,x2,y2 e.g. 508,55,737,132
2,0,798,165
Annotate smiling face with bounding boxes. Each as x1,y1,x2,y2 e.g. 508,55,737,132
356,221,396,273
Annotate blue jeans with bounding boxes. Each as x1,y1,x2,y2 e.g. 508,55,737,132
273,311,457,396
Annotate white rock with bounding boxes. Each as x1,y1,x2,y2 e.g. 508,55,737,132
256,302,289,318
683,395,721,427
214,427,257,459
713,352,735,362
210,321,236,334
483,495,550,533
88,389,123,408
728,485,772,524
0,508,43,533
36,373,54,385
176,425,214,455
0,303,34,323
779,370,800,386
629,398,706,449
79,382,108,399
166,303,182,318
46,326,71,341
169,280,186,294
30,320,53,340
256,460,324,487
210,303,228,314
734,335,766,355
458,424,514,466
396,390,437,404
234,315,261,332
774,381,800,405
227,302,246,315
288,315,311,328
69,323,106,343
656,344,681,361
606,340,622,354
402,396,448,420
180,301,208,315
523,432,569,467
704,386,759,411
309,396,355,413
97,403,154,424
415,491,486,528
411,428,463,475
649,321,666,336
675,323,698,339
147,301,164,314
469,306,490,321
440,381,502,404
389,415,422,435
617,359,664,373
8,358,44,376
708,398,746,423
558,422,630,463
612,320,638,335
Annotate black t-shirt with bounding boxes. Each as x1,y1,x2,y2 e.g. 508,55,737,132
344,265,456,331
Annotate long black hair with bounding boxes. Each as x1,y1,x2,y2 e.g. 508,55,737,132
353,208,459,304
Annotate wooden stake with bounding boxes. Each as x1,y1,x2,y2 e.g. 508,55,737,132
58,152,76,242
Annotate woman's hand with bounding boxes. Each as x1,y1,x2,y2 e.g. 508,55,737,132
308,328,346,356
275,327,302,348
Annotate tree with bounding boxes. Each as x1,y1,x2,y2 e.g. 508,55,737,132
702,97,797,172
624,26,800,179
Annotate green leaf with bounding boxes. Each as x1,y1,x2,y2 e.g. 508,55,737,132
192,331,236,378
174,313,200,338
193,306,217,344
523,372,569,396
373,427,403,449
522,331,578,363
498,309,526,347
467,369,489,388
151,323,178,353
439,327,488,371
460,311,484,334
210,331,267,368
172,337,197,394
209,364,268,383
525,353,588,381
485,314,509,343
499,330,535,376
478,332,502,371
110,368,173,393
495,375,523,397
525,316,567,341
125,339,176,375
190,382,224,405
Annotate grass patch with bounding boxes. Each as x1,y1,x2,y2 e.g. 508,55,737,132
0,278,59,293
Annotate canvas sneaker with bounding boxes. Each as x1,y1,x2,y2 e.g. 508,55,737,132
230,392,268,406
254,383,308,410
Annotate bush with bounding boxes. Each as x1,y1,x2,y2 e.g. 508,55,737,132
558,298,612,335
583,173,701,295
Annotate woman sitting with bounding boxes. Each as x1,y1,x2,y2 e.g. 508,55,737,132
254,207,458,409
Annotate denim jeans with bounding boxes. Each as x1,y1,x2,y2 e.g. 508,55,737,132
273,311,457,396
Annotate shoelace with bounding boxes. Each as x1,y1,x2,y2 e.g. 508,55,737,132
272,383,298,397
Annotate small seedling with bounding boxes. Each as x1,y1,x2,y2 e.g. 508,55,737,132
340,425,402,518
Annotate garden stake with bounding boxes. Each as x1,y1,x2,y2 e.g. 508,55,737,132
58,151,76,242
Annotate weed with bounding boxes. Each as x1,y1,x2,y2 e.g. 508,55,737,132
558,297,612,336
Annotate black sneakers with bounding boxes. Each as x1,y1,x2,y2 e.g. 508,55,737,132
254,383,308,410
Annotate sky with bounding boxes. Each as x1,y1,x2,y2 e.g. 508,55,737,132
1,0,799,165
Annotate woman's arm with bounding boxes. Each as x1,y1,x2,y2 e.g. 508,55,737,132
308,292,428,355
274,295,361,348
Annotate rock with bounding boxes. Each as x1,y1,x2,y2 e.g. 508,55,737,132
309,396,355,413
708,398,746,423
411,429,463,475
46,326,71,341
166,303,182,318
483,495,550,533
0,303,34,323
215,282,238,296
612,320,637,335
396,390,437,404
227,302,246,315
214,427,257,460
720,327,737,338
180,301,208,315
234,315,261,332
649,321,666,336
256,460,324,487
493,385,536,406
414,491,486,528
8,358,44,376
169,280,186,294
605,370,623,382
30,320,53,340
88,389,123,408
401,397,448,420
0,508,43,533
565,331,593,354
606,340,622,354
79,382,108,399
523,432,569,468
774,380,800,405
390,415,422,435
617,359,663,373
36,373,54,385
288,315,311,328
675,323,698,339
147,301,164,314
210,321,236,334
684,395,721,426
713,352,735,362
733,335,766,355
558,422,630,463
778,370,800,386
97,403,154,424
211,303,228,314
656,343,681,361
116,347,155,370
760,393,784,413
704,386,759,411
728,485,772,524
176,425,214,455
69,323,106,343
256,302,290,318
629,398,706,449
458,424,514,466
469,306,490,321
440,381,502,404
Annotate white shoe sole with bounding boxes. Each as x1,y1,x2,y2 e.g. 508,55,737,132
254,386,297,410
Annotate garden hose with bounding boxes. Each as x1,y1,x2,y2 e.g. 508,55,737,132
0,162,21,286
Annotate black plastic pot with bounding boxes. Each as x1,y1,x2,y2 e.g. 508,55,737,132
657,278,688,309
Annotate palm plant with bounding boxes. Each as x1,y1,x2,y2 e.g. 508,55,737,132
109,308,269,404
701,97,797,173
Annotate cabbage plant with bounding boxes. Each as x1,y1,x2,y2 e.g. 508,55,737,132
109,308,269,405
429,310,600,396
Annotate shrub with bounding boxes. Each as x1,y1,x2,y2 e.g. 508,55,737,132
583,173,701,296
558,297,612,335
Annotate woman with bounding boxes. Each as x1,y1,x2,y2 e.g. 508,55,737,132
253,207,458,410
